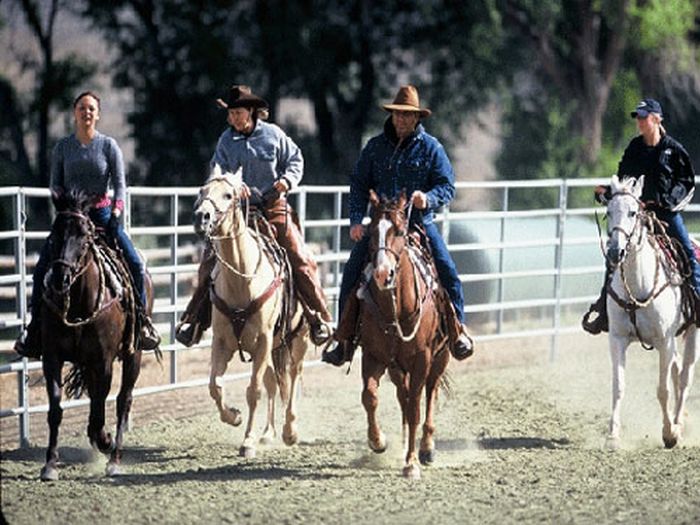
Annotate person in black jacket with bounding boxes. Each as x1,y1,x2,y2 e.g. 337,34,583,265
582,98,699,334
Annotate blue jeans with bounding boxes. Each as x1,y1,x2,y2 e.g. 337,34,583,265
655,208,700,295
337,222,465,323
31,207,147,311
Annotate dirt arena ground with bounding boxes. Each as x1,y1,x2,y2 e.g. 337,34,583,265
1,333,699,524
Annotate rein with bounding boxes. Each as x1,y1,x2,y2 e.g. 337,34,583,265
199,179,287,361
604,192,676,348
44,211,119,327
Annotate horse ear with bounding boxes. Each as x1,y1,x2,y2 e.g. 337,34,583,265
398,189,408,207
210,163,223,180
633,175,645,198
369,189,380,207
611,174,621,192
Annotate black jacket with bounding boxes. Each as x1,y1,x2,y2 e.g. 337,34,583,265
618,134,695,211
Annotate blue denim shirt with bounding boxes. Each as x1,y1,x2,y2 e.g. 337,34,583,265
211,120,303,191
349,119,455,225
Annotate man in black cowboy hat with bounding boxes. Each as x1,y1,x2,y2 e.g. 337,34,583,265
322,84,475,366
176,85,333,347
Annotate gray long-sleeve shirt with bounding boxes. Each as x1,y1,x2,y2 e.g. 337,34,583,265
50,131,126,209
210,120,303,191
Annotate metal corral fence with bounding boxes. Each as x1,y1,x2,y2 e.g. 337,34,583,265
2,178,697,447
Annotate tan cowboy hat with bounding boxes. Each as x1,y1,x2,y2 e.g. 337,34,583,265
382,85,432,118
215,85,269,110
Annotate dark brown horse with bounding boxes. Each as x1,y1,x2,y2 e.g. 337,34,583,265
359,190,451,479
39,192,155,480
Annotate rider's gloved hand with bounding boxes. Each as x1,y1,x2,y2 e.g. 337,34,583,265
108,213,121,238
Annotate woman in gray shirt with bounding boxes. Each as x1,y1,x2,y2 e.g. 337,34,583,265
15,91,160,358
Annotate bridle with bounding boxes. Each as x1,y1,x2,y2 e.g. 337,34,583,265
368,201,427,342
198,176,264,280
45,210,114,327
605,190,646,268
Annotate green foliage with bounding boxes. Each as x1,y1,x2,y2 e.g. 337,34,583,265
631,0,696,50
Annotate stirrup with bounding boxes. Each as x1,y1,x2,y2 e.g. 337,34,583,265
140,321,161,350
175,320,204,347
322,341,351,367
309,318,333,346
581,306,607,335
451,326,474,361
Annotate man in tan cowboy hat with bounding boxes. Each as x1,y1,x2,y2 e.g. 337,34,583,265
322,84,475,366
176,84,333,347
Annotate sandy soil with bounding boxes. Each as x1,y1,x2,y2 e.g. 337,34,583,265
1,333,700,524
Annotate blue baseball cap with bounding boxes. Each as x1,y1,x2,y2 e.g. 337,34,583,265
631,98,663,118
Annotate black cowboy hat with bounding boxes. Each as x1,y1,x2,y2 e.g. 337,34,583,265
217,85,269,110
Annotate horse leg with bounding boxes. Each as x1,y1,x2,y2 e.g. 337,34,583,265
607,335,628,449
659,340,680,448
674,327,698,432
259,364,277,445
403,359,428,480
107,350,142,476
282,336,306,446
209,341,241,427
420,348,449,466
40,357,64,481
240,344,270,458
387,364,408,452
87,364,114,454
362,353,387,453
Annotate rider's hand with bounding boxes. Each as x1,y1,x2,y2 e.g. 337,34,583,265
240,184,251,200
273,179,289,194
108,213,120,237
411,191,428,210
594,185,609,204
350,224,365,242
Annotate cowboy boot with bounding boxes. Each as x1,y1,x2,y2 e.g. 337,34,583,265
14,302,42,359
322,290,360,367
176,251,215,347
139,314,161,351
582,289,608,335
452,323,474,361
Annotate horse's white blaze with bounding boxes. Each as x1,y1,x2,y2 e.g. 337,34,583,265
373,218,393,289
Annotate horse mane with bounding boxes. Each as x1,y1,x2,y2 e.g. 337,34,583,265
207,164,244,190
53,189,95,215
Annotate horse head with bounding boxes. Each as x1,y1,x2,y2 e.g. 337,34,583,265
606,174,645,266
48,191,96,295
368,189,409,290
193,165,245,239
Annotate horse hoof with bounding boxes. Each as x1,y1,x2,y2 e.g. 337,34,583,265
40,465,59,482
663,436,678,449
259,435,275,446
239,446,256,459
223,406,242,427
402,464,421,480
605,436,621,451
369,432,387,453
283,432,298,447
106,462,122,477
419,449,435,466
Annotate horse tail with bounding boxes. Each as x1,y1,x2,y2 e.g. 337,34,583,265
64,364,89,399
437,370,454,404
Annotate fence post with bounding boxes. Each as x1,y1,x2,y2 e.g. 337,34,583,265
170,193,179,384
551,179,568,361
15,189,31,447
497,186,508,334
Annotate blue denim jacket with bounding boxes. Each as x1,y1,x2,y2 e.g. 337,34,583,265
349,119,455,226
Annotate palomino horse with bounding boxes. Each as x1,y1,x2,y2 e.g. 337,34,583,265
193,167,309,458
604,175,698,448
40,192,156,480
358,190,451,479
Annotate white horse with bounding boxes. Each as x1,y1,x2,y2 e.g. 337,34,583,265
604,174,698,448
193,166,310,458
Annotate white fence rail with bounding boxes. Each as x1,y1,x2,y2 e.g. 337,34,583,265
2,179,697,447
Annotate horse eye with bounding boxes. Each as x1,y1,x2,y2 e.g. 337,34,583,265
224,193,233,200
628,211,636,217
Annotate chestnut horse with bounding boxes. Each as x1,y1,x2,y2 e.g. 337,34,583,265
359,190,451,479
193,167,309,458
39,191,156,480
